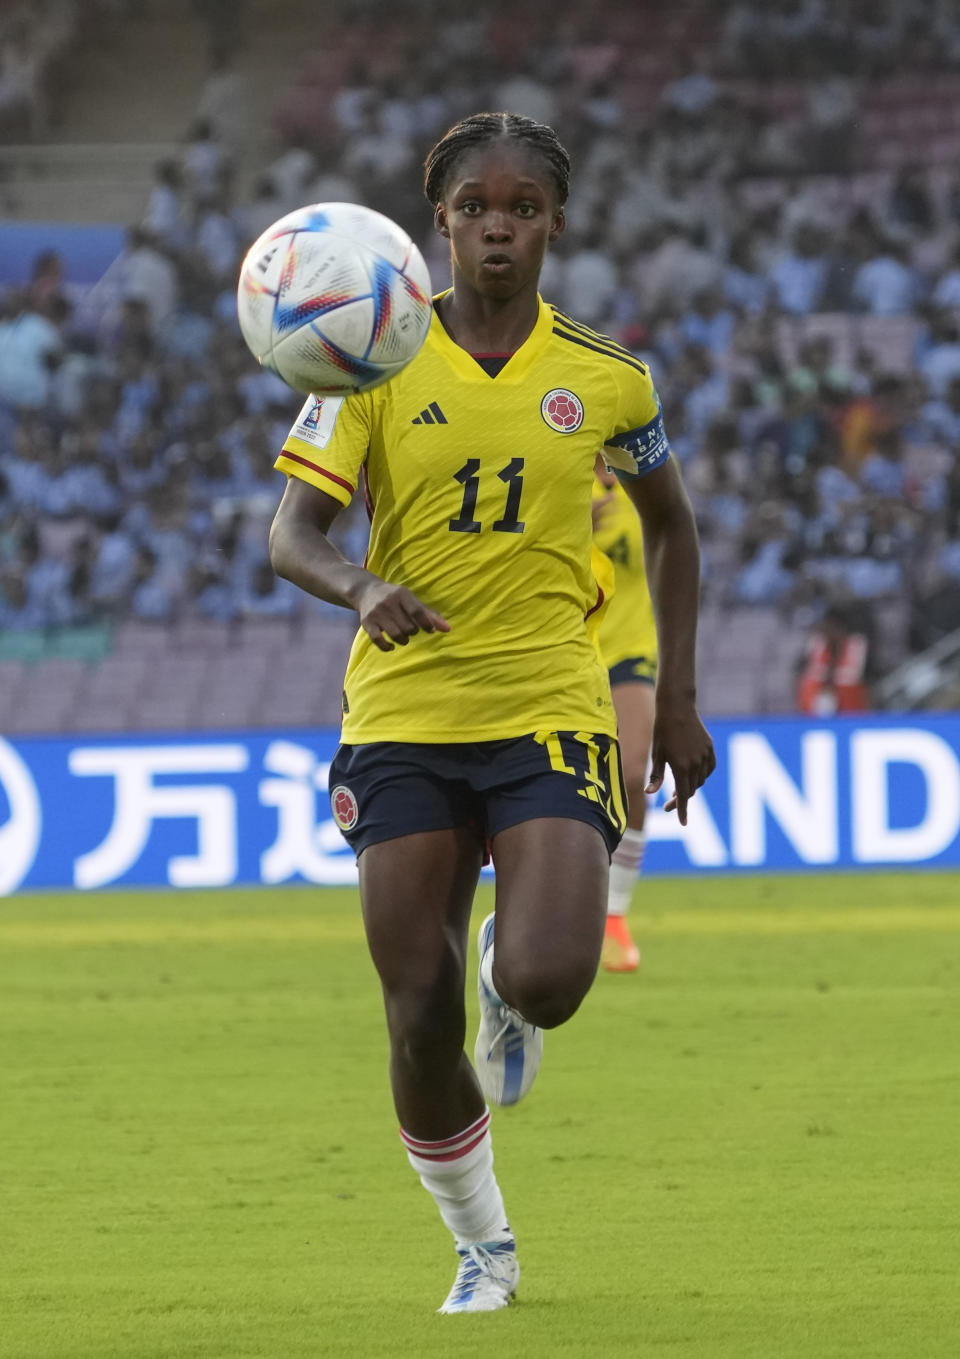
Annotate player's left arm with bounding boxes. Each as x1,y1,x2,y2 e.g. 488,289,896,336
617,456,715,823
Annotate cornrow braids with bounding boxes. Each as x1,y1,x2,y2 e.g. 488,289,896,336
424,112,571,207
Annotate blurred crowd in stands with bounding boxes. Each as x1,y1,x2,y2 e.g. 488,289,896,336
3,0,960,694
0,0,127,140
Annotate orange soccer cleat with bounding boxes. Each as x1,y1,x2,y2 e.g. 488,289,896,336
602,915,641,973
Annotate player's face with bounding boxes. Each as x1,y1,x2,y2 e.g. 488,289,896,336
435,142,565,299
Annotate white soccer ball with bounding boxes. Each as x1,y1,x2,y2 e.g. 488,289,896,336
237,202,433,397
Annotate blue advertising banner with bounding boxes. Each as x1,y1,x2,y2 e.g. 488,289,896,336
0,224,127,286
1,715,959,894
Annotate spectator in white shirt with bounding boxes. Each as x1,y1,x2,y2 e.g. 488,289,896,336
144,160,191,251
771,223,828,315
264,135,316,210
852,239,922,315
184,118,230,205
114,228,179,331
195,192,239,285
0,293,66,411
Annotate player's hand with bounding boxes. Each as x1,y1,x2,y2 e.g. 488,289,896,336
356,579,451,652
646,696,716,826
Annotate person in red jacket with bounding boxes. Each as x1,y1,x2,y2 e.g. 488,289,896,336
797,605,873,715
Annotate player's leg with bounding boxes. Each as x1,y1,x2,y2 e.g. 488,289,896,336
358,828,519,1312
604,676,655,972
472,815,609,1104
359,827,484,1138
489,815,610,1027
471,729,624,1105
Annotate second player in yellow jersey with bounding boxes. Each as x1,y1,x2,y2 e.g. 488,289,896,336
592,466,660,972
592,471,658,678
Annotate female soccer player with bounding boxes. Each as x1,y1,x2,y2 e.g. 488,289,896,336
269,113,715,1314
592,461,658,972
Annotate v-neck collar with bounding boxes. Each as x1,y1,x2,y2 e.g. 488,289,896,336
428,291,553,382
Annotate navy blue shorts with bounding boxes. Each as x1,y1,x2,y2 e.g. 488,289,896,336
328,731,628,859
608,655,656,687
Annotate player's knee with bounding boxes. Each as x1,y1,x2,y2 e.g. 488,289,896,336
386,989,465,1075
495,957,593,1030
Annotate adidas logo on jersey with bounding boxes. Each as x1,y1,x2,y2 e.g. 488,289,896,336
411,402,448,426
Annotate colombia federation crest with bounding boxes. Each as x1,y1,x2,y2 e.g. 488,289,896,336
330,784,359,832
540,388,584,432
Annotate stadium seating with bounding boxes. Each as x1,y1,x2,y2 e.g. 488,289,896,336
3,0,960,729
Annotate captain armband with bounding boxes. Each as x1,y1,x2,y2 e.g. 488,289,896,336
603,409,672,479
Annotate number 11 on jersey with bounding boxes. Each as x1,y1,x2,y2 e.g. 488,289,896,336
449,459,526,535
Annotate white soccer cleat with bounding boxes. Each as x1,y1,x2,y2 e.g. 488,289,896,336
437,1239,520,1314
474,912,543,1107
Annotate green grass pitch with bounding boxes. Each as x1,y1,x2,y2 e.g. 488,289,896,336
2,874,959,1359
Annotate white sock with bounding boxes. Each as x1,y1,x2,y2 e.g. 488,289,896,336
608,827,646,917
400,1110,512,1249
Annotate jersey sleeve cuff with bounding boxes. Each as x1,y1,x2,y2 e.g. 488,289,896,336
274,450,355,505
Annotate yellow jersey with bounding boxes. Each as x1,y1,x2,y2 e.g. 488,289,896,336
276,296,672,743
592,476,658,672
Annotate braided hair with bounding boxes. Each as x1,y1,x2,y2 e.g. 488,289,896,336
424,112,571,208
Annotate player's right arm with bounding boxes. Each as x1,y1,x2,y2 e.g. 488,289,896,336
270,392,449,651
269,478,450,652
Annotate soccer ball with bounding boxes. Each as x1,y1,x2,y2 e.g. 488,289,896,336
237,202,433,397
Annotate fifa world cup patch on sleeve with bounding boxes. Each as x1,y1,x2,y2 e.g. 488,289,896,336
605,410,671,476
292,395,345,449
